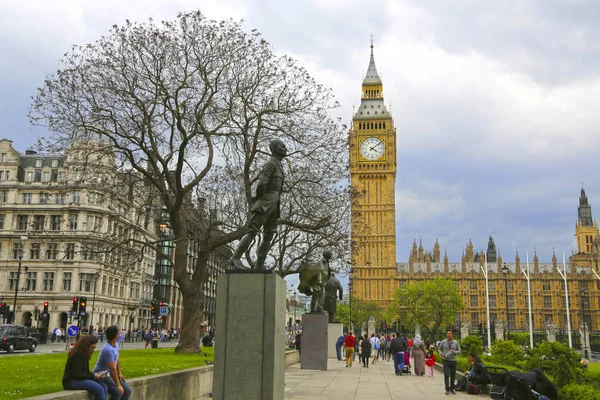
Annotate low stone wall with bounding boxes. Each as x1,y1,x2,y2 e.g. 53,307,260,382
26,350,300,400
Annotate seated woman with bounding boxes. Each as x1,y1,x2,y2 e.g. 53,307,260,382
531,368,558,400
465,352,490,384
62,335,108,400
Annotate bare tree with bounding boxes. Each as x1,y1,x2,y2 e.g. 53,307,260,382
30,11,349,353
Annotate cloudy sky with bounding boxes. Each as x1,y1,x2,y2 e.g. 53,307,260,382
2,0,599,276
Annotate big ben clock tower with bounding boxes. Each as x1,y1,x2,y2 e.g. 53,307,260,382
349,40,397,306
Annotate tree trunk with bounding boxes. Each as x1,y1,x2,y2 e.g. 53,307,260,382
175,281,203,353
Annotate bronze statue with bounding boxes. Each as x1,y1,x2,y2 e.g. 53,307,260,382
297,250,332,313
324,272,343,322
229,139,287,271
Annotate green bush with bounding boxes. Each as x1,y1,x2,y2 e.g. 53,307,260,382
558,383,600,400
586,369,600,389
520,342,584,388
490,339,524,367
460,335,483,357
508,332,529,347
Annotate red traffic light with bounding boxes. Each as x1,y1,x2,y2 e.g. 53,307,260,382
386,324,390,329
43,302,49,307
72,297,78,302
158,302,164,307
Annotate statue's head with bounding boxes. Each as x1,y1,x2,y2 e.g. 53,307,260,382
330,272,335,277
269,139,287,158
322,249,332,261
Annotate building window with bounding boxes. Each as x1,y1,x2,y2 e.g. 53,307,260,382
470,295,478,307
0,153,6,162
62,272,72,292
4,170,9,180
55,193,65,204
79,273,93,292
488,281,496,290
72,191,81,204
1,191,7,202
50,215,62,230
88,192,97,205
69,214,78,230
470,281,478,290
17,215,28,230
26,171,34,182
489,295,496,308
0,214,4,229
543,296,552,308
40,193,51,204
35,158,42,168
22,193,32,204
58,171,66,182
471,313,479,325
581,281,589,291
9,272,17,290
33,215,45,231
43,272,54,291
46,243,58,260
30,243,41,259
51,158,58,168
65,243,76,260
25,272,37,291
508,313,516,329
507,282,514,291
542,281,551,291
42,171,50,183
87,215,103,232
507,295,515,308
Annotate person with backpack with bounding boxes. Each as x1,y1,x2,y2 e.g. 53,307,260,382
390,333,408,375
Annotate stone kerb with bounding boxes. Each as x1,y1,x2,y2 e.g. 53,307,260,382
25,351,300,400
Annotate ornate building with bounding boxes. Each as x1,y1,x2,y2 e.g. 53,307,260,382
348,45,600,333
349,41,397,308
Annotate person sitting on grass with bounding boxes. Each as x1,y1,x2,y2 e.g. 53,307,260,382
62,334,108,400
531,368,558,400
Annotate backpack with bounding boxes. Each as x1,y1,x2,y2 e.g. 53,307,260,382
466,383,480,395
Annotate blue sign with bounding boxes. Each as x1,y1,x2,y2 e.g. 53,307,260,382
159,306,171,316
67,325,79,337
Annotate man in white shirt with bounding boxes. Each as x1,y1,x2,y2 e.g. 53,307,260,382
369,334,379,364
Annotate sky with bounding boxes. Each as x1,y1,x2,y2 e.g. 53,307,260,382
2,0,600,288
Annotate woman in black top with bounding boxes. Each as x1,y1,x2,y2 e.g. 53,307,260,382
361,334,372,367
62,335,108,400
531,368,558,400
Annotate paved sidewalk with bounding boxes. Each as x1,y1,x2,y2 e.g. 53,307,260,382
285,359,476,400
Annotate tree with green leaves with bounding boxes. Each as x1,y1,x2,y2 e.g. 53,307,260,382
387,278,464,340
333,296,384,333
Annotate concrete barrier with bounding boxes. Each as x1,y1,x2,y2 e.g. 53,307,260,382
26,350,300,400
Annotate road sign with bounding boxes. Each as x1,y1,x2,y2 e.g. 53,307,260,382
67,325,79,337
159,306,171,316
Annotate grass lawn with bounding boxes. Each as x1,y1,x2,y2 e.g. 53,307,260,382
588,362,600,373
0,347,214,399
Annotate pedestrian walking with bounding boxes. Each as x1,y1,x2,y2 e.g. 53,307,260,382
412,334,427,376
344,332,356,367
437,330,461,395
425,347,436,377
390,333,408,375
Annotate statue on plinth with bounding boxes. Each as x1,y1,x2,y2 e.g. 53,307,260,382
228,139,287,271
324,272,343,322
297,250,332,313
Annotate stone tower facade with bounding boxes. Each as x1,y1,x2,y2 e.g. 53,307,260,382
349,41,397,306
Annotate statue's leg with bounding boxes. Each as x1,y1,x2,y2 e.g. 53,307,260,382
255,230,275,270
228,232,257,270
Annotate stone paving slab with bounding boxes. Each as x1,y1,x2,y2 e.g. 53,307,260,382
285,359,482,400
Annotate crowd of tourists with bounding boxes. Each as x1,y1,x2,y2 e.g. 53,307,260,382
335,329,558,399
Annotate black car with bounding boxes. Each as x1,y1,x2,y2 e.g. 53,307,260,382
0,324,38,353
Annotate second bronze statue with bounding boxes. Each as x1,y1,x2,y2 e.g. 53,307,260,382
228,139,287,271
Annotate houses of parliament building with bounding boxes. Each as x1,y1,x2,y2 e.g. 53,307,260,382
349,43,599,332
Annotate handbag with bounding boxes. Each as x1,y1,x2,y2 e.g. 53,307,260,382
490,385,505,400
466,383,480,395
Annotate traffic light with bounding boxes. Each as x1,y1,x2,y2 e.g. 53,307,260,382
386,324,390,330
150,300,156,318
43,301,49,314
0,303,4,317
79,297,87,316
155,302,164,318
72,297,79,316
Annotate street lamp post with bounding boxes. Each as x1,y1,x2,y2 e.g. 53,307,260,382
480,254,491,351
580,288,589,359
348,280,353,335
90,272,100,332
522,252,534,349
502,263,510,340
557,252,573,348
11,236,28,324
293,290,297,333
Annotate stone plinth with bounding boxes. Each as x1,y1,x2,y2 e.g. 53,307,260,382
327,323,343,359
301,313,328,370
213,272,286,400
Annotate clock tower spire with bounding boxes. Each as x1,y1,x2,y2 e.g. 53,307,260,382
349,40,397,306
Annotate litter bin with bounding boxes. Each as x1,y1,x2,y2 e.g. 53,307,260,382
152,336,158,348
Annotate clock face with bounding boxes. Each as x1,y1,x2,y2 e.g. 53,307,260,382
360,137,385,160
